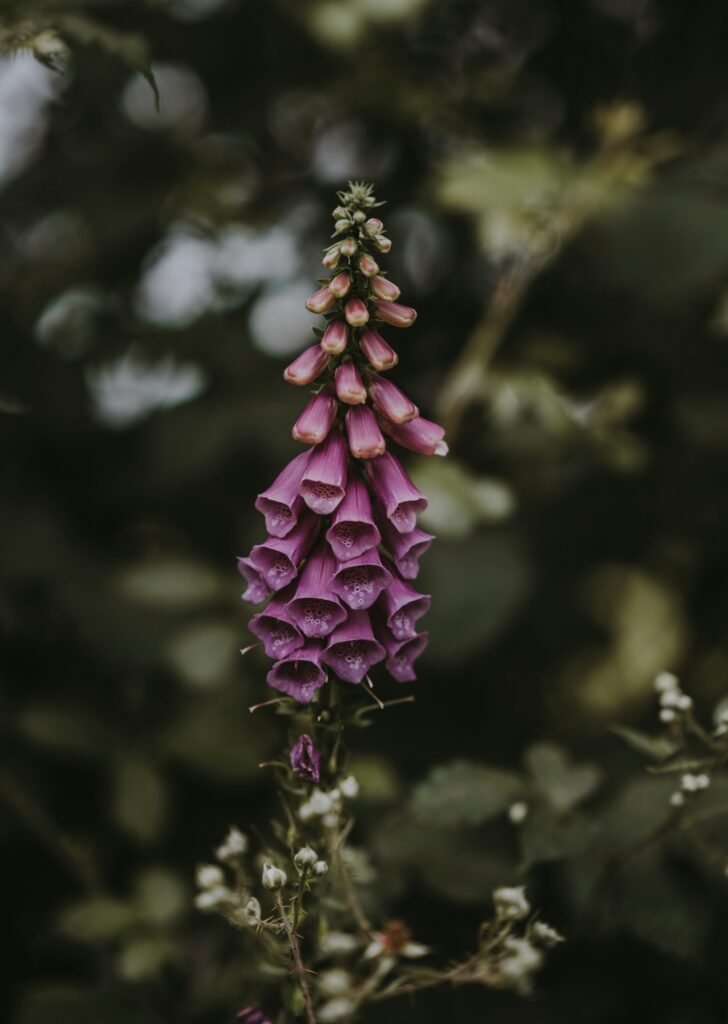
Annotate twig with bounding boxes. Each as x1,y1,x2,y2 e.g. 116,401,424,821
275,893,318,1024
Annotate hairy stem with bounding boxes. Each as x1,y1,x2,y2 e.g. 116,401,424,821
275,892,317,1024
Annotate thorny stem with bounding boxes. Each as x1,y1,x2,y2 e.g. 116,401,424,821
328,826,372,937
275,892,318,1024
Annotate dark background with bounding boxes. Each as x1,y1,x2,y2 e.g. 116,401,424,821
4,0,728,1021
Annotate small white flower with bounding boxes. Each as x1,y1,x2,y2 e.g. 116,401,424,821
308,789,334,815
294,845,319,870
660,708,676,723
298,801,314,822
194,885,231,911
322,812,340,829
320,931,360,957
318,968,352,997
670,790,685,807
493,885,531,921
655,672,679,693
241,896,261,925
318,997,357,1023
508,801,529,825
196,863,225,890
676,695,693,711
660,690,681,708
681,773,710,793
262,862,287,890
339,775,359,799
313,859,329,877
531,921,565,948
498,936,544,992
215,826,248,863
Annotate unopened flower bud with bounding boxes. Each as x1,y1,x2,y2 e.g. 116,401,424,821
195,885,231,910
493,885,530,921
262,862,287,890
242,896,262,925
359,329,398,370
358,253,379,278
215,826,248,863
313,859,329,876
364,217,383,237
369,372,418,424
294,845,319,870
374,299,416,328
308,789,334,815
197,864,225,889
284,344,329,385
319,969,352,997
655,671,679,692
531,921,565,948
321,319,349,355
374,234,392,253
329,271,351,298
676,694,692,711
292,391,337,445
370,276,401,302
353,210,367,223
306,286,335,314
670,790,685,807
344,298,369,327
323,247,341,269
339,775,359,799
333,206,348,218
340,237,357,256
508,801,529,825
660,708,676,723
335,362,367,404
334,219,351,234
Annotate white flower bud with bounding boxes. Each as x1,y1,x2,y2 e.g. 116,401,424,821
262,862,287,890
322,812,339,829
508,801,529,825
340,237,357,256
308,789,333,815
493,885,531,921
676,694,693,711
298,801,314,822
294,845,318,870
215,826,248,863
194,885,230,911
531,921,565,948
659,708,676,723
339,775,359,799
313,859,329,876
242,896,261,925
655,671,679,692
334,219,350,234
660,690,681,708
318,997,356,1023
320,931,359,956
670,790,685,807
318,968,352,997
196,863,225,890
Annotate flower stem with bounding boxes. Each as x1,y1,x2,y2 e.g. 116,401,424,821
275,892,317,1024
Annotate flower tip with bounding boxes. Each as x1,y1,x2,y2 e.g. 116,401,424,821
434,440,449,456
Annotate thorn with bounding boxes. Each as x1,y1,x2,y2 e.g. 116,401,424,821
249,697,287,714
363,677,385,710
240,644,259,656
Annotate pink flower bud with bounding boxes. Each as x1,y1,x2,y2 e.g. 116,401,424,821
358,253,379,278
382,415,448,456
306,286,335,314
370,276,401,301
368,372,418,423
292,390,338,445
364,217,383,238
340,237,357,256
284,344,329,385
346,405,386,459
344,298,369,327
322,246,340,269
374,300,416,328
329,271,351,298
359,329,398,371
335,362,367,404
374,234,392,253
321,319,348,355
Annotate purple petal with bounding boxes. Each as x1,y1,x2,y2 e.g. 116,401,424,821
237,556,270,604
383,631,428,683
332,548,393,611
299,430,348,515
382,415,448,457
267,641,327,704
290,734,321,783
378,574,431,640
346,405,386,459
326,470,381,562
378,517,433,579
322,610,385,684
255,450,311,538
249,583,305,659
366,451,427,534
286,543,347,638
249,514,320,591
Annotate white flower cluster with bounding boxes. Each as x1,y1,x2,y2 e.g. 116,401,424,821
655,671,692,723
670,771,711,808
483,887,564,995
194,827,262,927
298,775,359,827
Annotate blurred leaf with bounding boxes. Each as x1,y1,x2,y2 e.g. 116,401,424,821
57,898,137,943
611,725,681,762
348,754,402,801
17,704,114,759
410,760,523,828
420,531,531,663
14,985,157,1024
159,707,270,782
112,756,168,844
601,777,675,847
114,558,226,610
519,805,599,869
410,458,515,539
525,742,601,813
132,868,187,927
163,620,239,690
116,936,175,982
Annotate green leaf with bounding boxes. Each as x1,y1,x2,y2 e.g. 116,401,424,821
611,725,681,762
410,458,515,539
410,760,524,828
117,936,175,982
132,868,187,927
519,805,599,869
57,898,137,943
524,742,601,814
112,756,168,844
17,704,114,759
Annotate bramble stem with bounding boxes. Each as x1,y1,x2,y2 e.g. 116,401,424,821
275,892,317,1024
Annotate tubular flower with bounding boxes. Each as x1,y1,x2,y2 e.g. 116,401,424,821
239,182,447,699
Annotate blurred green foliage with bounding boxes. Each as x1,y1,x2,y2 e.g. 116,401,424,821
4,0,728,1021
